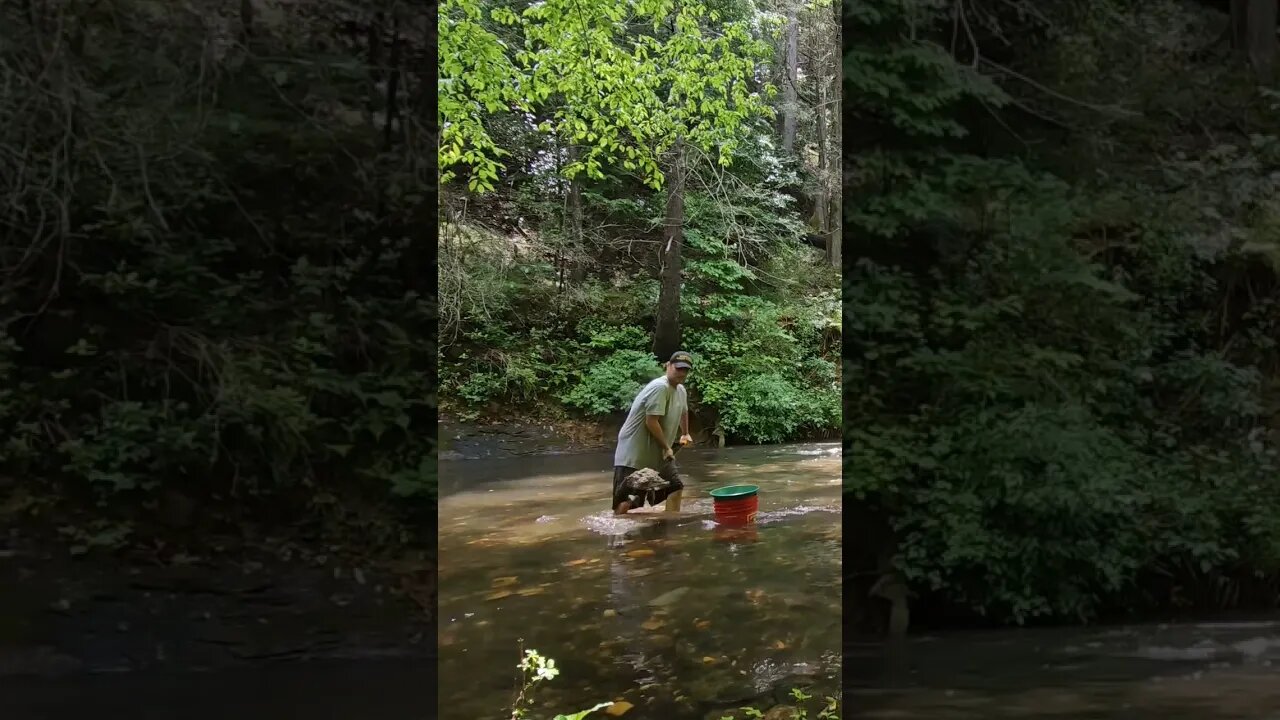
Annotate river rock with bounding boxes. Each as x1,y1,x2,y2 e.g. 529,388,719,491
624,468,670,493
778,593,814,610
0,646,84,677
772,676,816,706
763,706,798,720
649,587,690,607
677,640,702,658
646,634,676,650
687,667,760,705
703,708,767,720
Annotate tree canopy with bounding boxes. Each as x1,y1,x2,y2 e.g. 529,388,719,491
847,0,1280,629
439,0,841,447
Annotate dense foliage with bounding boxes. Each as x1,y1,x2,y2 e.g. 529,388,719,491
440,0,841,445
847,0,1280,624
0,1,435,542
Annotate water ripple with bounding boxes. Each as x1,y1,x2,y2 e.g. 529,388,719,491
756,504,841,524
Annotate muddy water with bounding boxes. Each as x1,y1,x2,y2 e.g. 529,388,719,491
3,661,431,719
849,621,1280,719
437,443,842,720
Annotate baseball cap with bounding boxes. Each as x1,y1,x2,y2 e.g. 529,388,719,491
669,351,693,369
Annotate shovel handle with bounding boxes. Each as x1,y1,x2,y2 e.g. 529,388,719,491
662,438,685,464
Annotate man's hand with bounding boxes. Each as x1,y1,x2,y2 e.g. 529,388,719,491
662,446,675,461
678,434,693,447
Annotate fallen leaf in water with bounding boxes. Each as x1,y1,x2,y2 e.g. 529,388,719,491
772,640,788,650
602,609,617,618
516,587,545,596
695,620,711,630
491,576,518,587
484,590,513,601
640,617,666,631
565,559,588,566
626,549,655,558
605,701,633,716
701,656,718,665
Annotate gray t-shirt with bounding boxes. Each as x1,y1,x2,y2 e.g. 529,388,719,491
613,376,687,470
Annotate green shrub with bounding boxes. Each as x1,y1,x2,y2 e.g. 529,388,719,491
562,351,662,415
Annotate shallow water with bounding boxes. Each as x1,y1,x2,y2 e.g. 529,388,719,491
437,443,842,720
849,621,1280,719
2,660,432,719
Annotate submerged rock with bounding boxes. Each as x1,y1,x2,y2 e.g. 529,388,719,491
771,675,817,706
0,646,84,677
778,593,814,610
703,709,766,720
646,634,676,650
649,587,690,607
687,667,760,705
701,698,788,720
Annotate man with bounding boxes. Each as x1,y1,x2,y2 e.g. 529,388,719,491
611,351,695,515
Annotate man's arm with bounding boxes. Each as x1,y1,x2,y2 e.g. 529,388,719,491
645,415,672,457
680,409,689,439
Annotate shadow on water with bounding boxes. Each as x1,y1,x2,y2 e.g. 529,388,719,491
438,443,842,720
848,622,1280,719
2,661,433,720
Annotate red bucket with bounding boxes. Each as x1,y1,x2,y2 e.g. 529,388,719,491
712,493,759,527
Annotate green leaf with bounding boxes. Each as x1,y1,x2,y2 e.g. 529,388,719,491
553,703,614,720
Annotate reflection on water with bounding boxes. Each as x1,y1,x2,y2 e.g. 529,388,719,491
2,661,432,720
849,622,1280,719
438,444,841,720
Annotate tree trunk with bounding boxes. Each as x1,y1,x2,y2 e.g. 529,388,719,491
567,144,585,284
367,13,383,118
815,65,833,264
383,17,402,151
652,139,686,362
782,5,799,154
1247,0,1278,82
1231,0,1249,51
240,0,254,42
828,13,842,269
1231,0,1278,82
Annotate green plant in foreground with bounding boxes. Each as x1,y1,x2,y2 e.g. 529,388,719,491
513,645,838,720
720,687,840,719
510,647,612,720
789,687,840,719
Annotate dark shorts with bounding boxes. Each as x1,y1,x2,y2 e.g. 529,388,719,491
612,460,684,510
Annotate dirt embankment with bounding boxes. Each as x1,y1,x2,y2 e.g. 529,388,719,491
439,413,620,460
438,406,804,461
